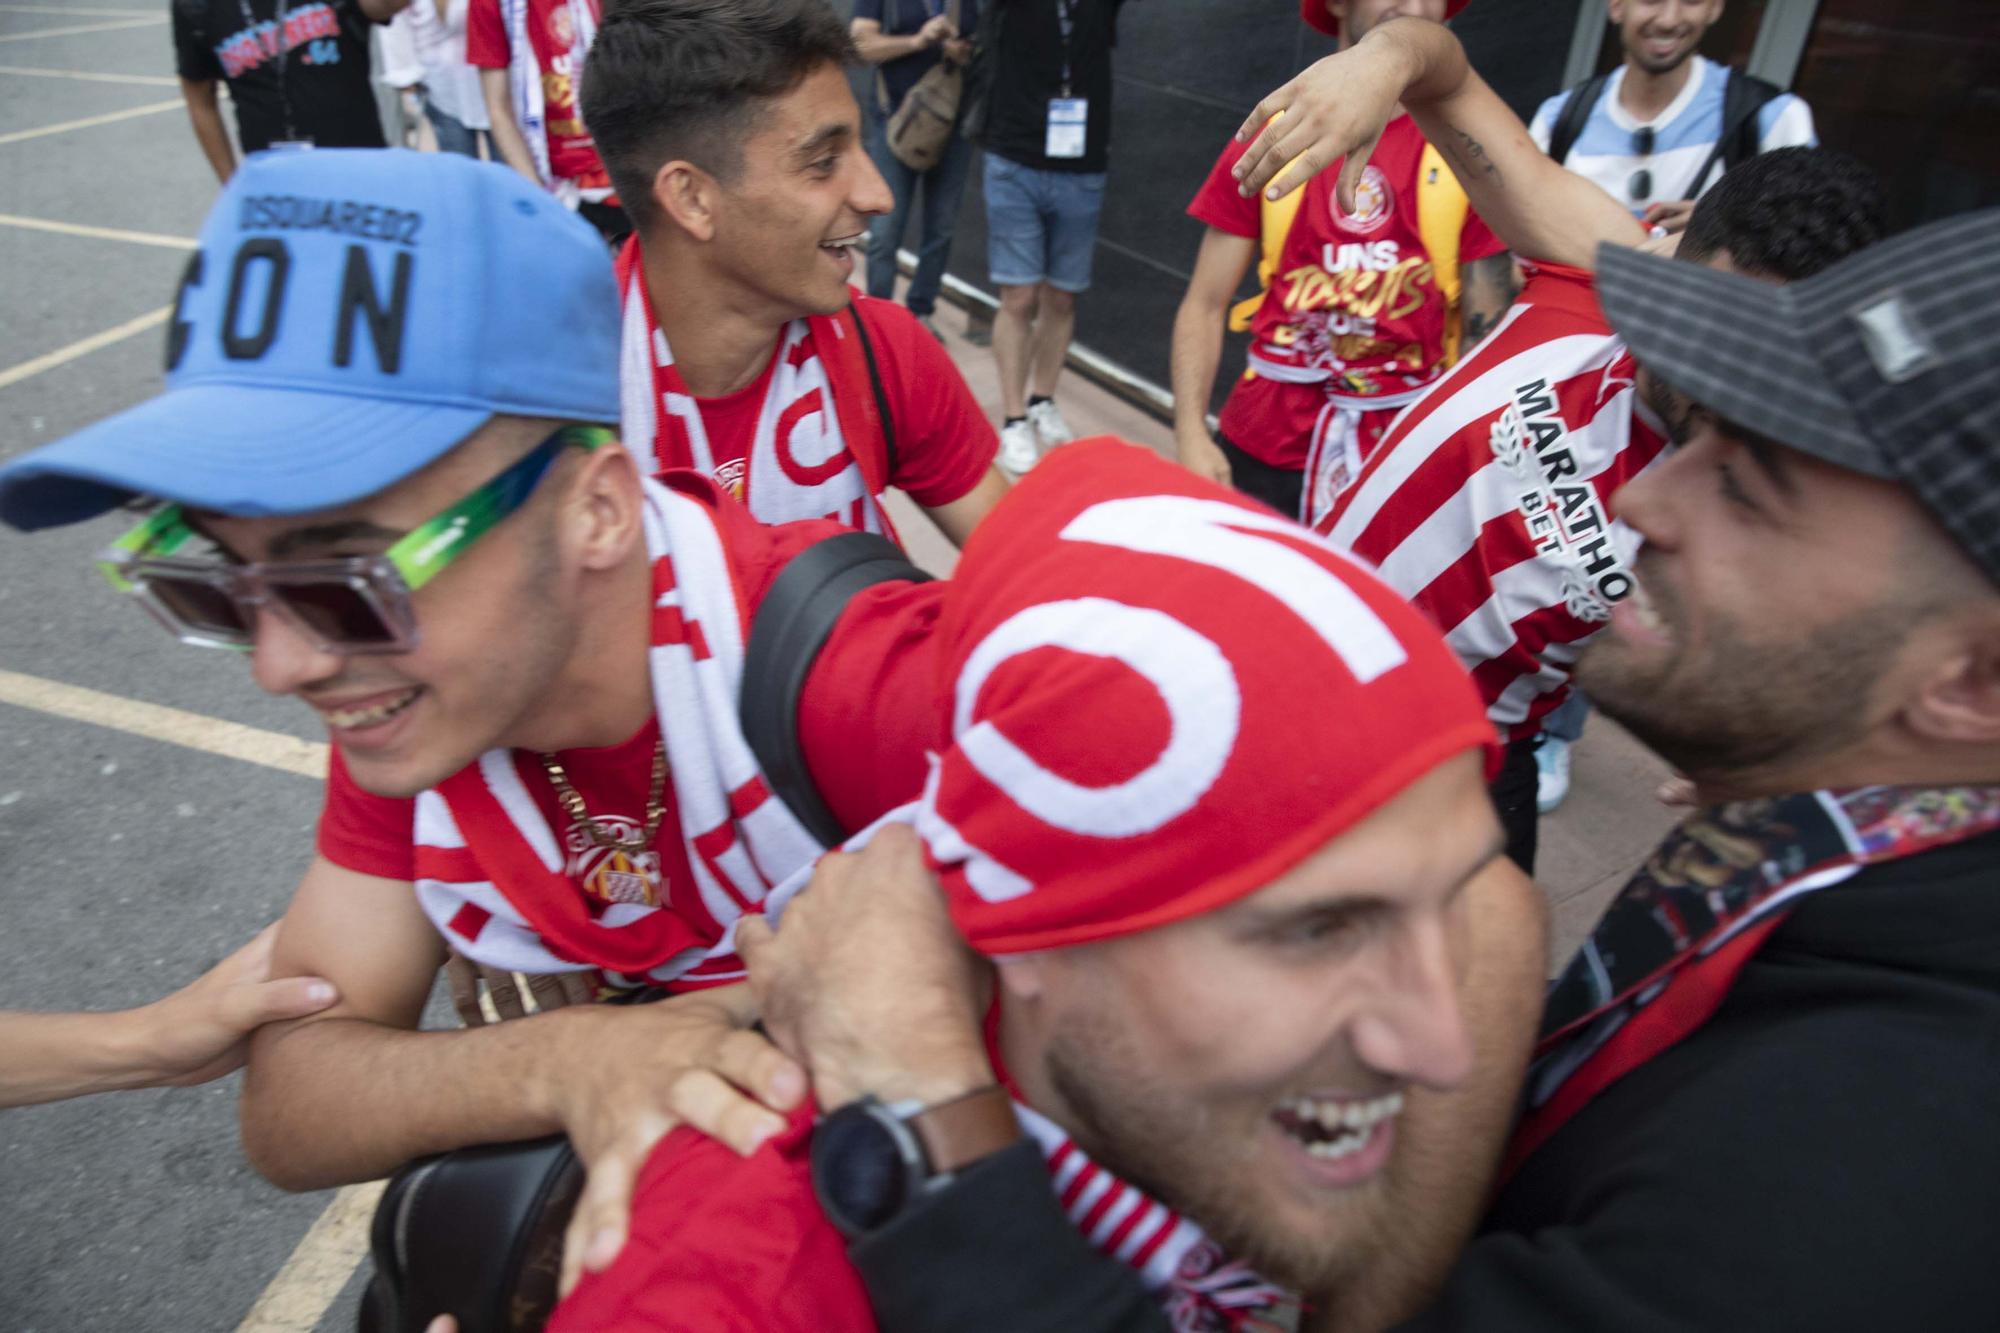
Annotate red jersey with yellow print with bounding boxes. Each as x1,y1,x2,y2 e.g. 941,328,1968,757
467,0,610,191
1188,115,1505,471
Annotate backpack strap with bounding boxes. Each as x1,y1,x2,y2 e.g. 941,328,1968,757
740,531,933,847
1547,73,1609,168
849,299,900,480
1682,69,1784,200
1415,140,1473,364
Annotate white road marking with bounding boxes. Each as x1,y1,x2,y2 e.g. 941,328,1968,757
0,62,179,85
0,212,194,248
233,1181,387,1332
0,306,171,392
0,97,184,144
0,671,329,778
0,16,163,42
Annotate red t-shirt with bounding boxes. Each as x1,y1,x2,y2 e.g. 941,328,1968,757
317,491,946,938
620,259,998,519
1320,264,1667,740
1188,116,1506,470
465,0,611,190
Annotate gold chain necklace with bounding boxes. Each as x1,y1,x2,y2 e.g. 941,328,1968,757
539,741,668,853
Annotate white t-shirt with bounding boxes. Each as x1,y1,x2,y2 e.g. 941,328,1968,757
379,0,490,131
1529,56,1815,214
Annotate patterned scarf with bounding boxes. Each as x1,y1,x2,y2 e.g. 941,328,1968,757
410,474,823,989
1013,1099,1294,1332
615,238,897,538
1507,784,2000,1177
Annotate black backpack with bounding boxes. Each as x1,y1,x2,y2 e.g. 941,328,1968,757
1545,65,1783,200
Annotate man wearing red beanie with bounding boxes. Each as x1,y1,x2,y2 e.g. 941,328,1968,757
549,438,1548,1330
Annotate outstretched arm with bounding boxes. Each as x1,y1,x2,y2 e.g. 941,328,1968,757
240,855,806,1295
0,924,336,1109
1232,19,1642,271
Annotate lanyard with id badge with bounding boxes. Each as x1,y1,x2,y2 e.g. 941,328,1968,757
238,0,313,148
1046,0,1087,159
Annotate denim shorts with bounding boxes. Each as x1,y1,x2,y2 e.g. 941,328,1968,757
983,152,1108,293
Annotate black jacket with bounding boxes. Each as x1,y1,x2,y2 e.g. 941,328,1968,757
852,830,2000,1331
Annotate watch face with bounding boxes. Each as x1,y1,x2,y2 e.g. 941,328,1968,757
813,1103,915,1237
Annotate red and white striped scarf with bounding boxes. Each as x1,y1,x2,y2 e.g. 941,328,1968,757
1014,1099,1293,1331
615,238,897,539
410,474,822,988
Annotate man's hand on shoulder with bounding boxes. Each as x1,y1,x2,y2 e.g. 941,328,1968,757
737,824,993,1113
538,985,809,1299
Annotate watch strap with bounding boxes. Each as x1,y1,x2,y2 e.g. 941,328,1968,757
905,1084,1020,1176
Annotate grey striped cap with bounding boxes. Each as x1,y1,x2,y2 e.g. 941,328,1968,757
1595,208,2000,585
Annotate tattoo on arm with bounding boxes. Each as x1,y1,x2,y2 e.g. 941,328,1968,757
1459,253,1520,351
1447,130,1501,185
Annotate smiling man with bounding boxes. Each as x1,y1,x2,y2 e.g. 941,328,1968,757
547,438,1546,1332
0,145,962,1295
1527,0,1816,231
581,0,1007,547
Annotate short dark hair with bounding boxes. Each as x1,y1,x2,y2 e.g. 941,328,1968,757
1679,146,1888,281
582,0,855,230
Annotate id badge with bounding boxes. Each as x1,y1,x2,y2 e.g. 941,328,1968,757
1045,98,1088,159
266,139,315,151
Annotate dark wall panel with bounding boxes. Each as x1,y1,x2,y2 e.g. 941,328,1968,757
841,0,1579,407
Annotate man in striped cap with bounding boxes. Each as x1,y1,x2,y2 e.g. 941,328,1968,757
739,38,2000,1326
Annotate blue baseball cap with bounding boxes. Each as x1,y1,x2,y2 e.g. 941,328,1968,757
0,148,622,532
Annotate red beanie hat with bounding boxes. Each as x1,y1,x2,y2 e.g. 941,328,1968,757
916,439,1495,957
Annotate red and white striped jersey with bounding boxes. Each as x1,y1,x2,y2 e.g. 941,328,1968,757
1319,264,1668,740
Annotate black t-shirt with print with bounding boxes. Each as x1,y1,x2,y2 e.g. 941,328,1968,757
172,0,385,152
980,0,1132,174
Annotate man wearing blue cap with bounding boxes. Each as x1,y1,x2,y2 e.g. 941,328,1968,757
0,146,949,1285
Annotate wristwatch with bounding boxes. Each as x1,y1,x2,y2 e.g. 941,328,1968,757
811,1084,1021,1239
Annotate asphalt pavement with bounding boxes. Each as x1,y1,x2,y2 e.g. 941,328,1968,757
0,9,382,1329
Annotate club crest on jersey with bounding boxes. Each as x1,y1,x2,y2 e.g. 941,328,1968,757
713,457,748,502
564,820,664,907
1490,377,1633,621
1336,164,1394,236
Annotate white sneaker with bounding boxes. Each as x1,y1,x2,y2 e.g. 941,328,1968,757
1026,399,1075,447
998,419,1042,474
1535,737,1572,814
